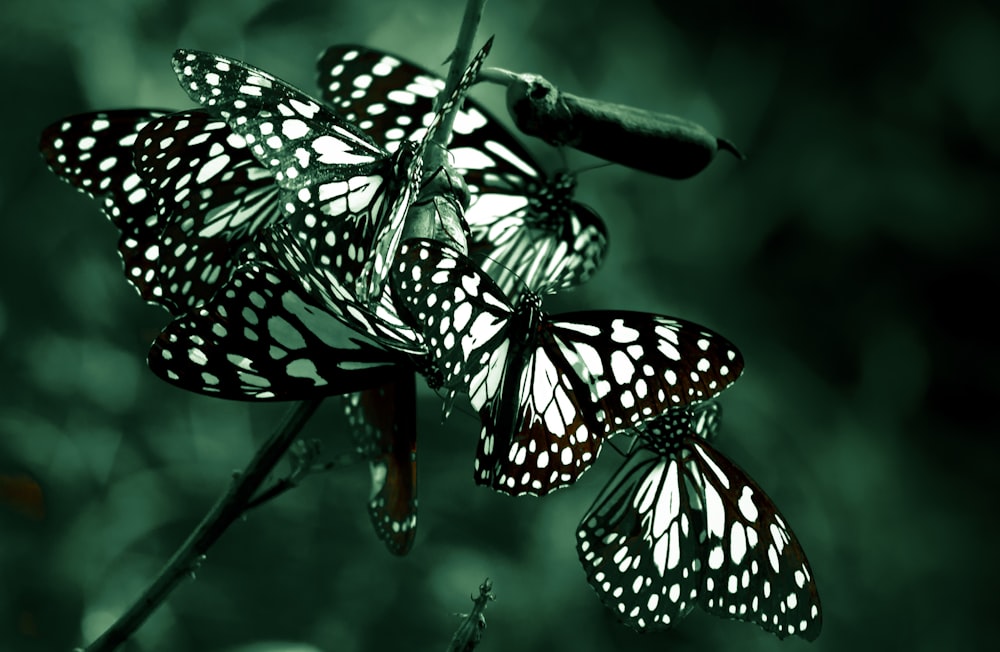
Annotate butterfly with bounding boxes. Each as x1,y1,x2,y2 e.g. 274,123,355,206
576,402,822,640
317,44,609,301
145,238,429,555
390,238,744,496
171,39,493,309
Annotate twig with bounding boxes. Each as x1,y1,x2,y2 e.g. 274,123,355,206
246,446,363,511
408,0,489,250
430,0,490,153
477,66,519,86
446,578,496,652
80,399,323,652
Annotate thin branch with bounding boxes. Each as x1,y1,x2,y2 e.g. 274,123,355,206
478,66,519,86
80,399,323,652
246,447,363,511
430,0,490,153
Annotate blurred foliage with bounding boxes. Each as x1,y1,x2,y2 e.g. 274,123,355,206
1,0,997,650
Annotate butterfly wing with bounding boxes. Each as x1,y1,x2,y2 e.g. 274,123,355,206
343,368,418,555
474,331,607,495
549,311,743,436
467,181,609,301
172,49,385,189
133,109,284,313
39,109,173,307
577,447,702,629
263,223,425,355
685,436,822,640
147,254,396,400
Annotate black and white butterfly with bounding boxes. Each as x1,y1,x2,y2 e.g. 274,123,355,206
577,402,822,640
390,238,744,496
171,40,492,309
317,44,609,301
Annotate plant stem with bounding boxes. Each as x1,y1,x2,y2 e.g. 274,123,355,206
429,0,489,153
478,66,519,86
80,399,323,652
245,450,362,511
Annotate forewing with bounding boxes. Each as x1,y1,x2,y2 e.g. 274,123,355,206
318,45,443,151
343,368,418,555
39,109,171,306
317,41,505,157
550,312,744,435
390,237,513,392
172,49,385,191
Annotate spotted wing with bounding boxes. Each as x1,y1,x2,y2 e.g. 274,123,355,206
172,49,385,190
262,223,424,355
147,255,396,399
343,368,418,555
548,312,743,436
133,109,284,312
466,180,609,301
686,436,822,640
39,109,172,307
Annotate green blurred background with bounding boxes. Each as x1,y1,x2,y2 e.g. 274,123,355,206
1,0,996,650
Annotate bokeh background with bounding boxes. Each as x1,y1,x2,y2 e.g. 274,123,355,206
2,0,997,650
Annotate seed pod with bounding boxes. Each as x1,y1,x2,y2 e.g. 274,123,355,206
505,73,743,179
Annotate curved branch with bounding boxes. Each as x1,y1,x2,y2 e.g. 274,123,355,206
80,399,323,652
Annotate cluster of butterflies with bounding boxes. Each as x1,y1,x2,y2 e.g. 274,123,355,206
40,38,821,641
